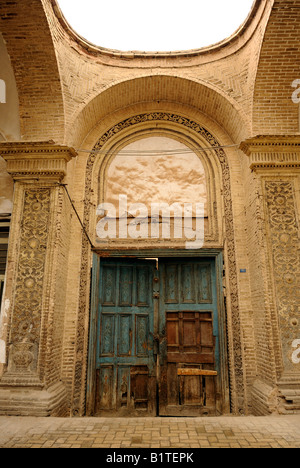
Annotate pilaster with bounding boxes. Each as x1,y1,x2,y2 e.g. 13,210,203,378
0,142,77,416
240,135,300,414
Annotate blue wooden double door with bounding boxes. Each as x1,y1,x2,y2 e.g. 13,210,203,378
94,257,223,416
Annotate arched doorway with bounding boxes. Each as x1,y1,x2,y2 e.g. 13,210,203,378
85,122,237,416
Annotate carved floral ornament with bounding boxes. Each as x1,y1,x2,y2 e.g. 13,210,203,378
6,188,51,375
264,181,300,370
0,143,77,377
241,136,300,370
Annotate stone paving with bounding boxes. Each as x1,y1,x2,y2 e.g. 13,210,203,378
0,415,300,449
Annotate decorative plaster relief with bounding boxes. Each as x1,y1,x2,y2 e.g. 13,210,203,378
265,181,300,371
8,189,51,374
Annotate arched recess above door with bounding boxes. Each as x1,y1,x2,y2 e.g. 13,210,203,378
100,134,210,248
90,120,224,249
104,136,208,213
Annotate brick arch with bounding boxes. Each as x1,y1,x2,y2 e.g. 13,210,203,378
253,0,300,134
67,74,251,148
0,0,65,141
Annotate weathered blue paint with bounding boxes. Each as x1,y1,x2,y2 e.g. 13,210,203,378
95,259,156,414
90,255,226,416
158,258,221,415
159,258,220,361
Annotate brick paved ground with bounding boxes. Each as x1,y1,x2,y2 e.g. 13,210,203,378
0,415,299,449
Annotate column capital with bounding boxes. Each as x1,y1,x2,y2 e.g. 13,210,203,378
0,141,77,182
240,135,300,171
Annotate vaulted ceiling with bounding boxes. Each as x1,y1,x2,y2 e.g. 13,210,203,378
0,0,299,146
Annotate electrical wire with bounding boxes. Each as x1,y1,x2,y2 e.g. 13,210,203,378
58,142,240,246
75,143,239,156
59,183,94,248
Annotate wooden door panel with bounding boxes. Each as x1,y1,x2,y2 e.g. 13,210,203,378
180,374,203,405
93,256,224,417
197,264,212,303
118,314,132,356
135,315,149,357
159,259,220,416
181,264,196,303
164,264,179,303
166,311,214,361
100,314,115,357
119,266,133,306
96,366,113,410
95,260,156,416
167,353,215,364
131,366,154,411
136,267,150,306
101,265,116,306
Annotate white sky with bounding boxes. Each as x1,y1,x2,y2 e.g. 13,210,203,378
57,0,255,52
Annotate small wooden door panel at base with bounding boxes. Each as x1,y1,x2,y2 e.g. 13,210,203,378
93,257,222,416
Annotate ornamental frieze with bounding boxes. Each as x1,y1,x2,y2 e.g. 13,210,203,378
265,181,300,371
8,189,51,375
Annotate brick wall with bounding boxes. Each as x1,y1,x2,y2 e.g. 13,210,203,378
253,0,300,134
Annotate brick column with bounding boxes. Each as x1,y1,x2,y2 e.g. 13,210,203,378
240,136,300,414
0,142,76,416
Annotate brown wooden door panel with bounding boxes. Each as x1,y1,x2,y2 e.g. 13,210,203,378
167,354,215,364
159,258,220,416
92,256,226,417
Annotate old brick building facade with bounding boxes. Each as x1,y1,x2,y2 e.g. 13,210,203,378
0,0,299,417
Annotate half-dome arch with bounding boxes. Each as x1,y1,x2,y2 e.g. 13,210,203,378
67,74,251,148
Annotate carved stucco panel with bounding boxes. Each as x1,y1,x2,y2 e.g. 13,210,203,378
265,181,300,372
8,188,51,374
